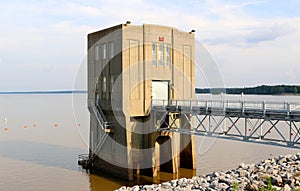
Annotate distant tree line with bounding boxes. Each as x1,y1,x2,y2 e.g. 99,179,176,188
195,85,300,95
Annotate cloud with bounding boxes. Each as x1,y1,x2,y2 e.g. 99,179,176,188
209,26,300,87
0,0,300,90
246,22,296,43
200,18,298,48
285,68,296,83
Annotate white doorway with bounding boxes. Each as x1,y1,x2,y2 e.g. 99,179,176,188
152,81,169,101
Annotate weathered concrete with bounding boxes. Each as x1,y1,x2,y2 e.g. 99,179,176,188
87,23,196,180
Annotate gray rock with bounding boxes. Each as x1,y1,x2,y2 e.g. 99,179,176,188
209,180,219,189
283,172,293,179
207,188,216,191
178,178,187,185
200,182,210,188
283,178,294,185
272,186,282,190
264,159,272,164
212,172,220,177
283,184,292,191
219,177,231,185
144,185,155,191
206,176,212,183
116,186,127,191
270,175,282,185
192,176,200,181
187,179,194,184
218,182,229,190
278,158,287,165
238,170,249,178
239,163,245,169
295,153,300,160
116,154,300,191
245,183,259,191
169,180,177,187
191,184,201,190
131,185,140,191
238,181,246,190
161,182,171,188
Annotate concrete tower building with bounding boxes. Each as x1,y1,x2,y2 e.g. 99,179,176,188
87,23,196,181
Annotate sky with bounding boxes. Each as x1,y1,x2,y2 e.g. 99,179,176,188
0,0,299,91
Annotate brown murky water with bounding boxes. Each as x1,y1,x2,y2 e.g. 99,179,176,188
0,94,299,191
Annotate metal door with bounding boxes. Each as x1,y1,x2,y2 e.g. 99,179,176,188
152,81,169,101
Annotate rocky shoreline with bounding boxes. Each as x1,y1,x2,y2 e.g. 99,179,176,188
116,153,300,191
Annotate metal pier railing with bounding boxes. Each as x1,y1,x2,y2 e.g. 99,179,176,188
152,99,300,147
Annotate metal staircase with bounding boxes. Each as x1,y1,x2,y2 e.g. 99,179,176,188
80,100,113,168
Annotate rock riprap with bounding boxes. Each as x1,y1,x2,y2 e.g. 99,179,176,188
115,153,300,191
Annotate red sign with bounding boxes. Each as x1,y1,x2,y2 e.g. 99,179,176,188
159,36,164,42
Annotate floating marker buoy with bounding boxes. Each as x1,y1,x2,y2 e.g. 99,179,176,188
77,123,81,127
33,124,37,127
24,125,28,129
54,124,58,127
248,128,252,132
4,117,8,131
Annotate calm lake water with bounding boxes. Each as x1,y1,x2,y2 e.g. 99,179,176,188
0,94,299,191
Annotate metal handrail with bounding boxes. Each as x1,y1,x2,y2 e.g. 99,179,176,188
78,154,89,161
151,99,300,112
85,100,112,167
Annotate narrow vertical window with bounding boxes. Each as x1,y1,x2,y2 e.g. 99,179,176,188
152,43,156,65
95,45,99,61
110,76,114,92
166,44,170,66
102,44,106,60
158,43,164,66
110,42,114,59
102,76,106,99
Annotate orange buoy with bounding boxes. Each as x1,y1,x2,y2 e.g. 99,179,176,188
24,125,28,129
54,124,58,127
4,127,8,131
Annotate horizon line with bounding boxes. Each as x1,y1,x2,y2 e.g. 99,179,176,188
0,90,88,95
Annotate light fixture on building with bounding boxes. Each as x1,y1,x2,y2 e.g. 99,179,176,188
125,21,131,26
190,29,195,34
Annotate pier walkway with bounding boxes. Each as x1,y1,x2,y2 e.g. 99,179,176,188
152,99,300,147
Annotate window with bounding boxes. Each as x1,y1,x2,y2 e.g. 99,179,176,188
110,76,114,92
166,44,170,66
158,43,164,66
110,42,114,59
152,43,156,65
102,76,107,93
102,44,106,60
95,45,99,61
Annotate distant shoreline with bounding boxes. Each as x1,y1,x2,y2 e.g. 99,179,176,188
0,90,87,95
196,85,300,95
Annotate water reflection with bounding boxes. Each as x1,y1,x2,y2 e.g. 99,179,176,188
87,168,195,191
0,140,87,171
